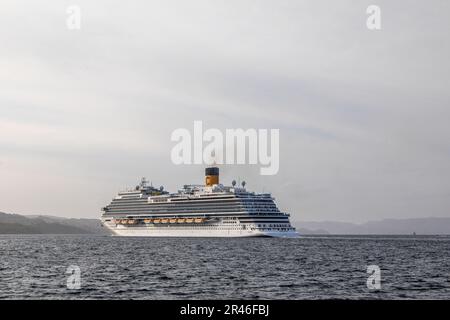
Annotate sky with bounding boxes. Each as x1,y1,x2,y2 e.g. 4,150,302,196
0,0,449,222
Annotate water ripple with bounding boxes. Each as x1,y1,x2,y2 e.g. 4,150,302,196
0,234,449,299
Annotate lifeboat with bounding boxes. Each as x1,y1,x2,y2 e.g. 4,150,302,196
127,219,136,224
153,219,161,224
194,218,203,223
185,218,194,223
143,219,152,224
161,219,169,224
169,219,177,224
120,219,128,224
177,218,186,223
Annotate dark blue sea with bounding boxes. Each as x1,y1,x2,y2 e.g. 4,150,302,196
1,234,449,299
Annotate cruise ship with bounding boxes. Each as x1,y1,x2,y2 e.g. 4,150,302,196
101,167,298,237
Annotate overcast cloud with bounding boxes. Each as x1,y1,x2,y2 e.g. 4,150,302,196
0,0,449,222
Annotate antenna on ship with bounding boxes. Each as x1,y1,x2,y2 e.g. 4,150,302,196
211,150,217,166
140,177,148,187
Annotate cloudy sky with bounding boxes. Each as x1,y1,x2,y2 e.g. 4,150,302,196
1,0,449,222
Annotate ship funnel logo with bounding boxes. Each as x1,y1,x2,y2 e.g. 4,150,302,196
170,121,279,175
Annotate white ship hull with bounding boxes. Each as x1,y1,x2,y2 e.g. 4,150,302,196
104,224,299,238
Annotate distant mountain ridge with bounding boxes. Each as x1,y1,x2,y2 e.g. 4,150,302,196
0,211,107,234
1,211,449,235
293,217,450,235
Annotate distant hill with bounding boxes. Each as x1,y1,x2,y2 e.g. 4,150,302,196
0,211,108,234
293,217,450,235
296,227,329,235
2,211,449,235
